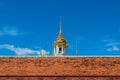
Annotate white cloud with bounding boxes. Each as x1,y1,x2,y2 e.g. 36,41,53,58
107,46,119,52
0,44,49,56
0,27,22,36
113,46,119,51
105,42,120,46
103,40,120,52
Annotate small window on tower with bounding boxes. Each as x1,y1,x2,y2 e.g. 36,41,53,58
59,47,62,53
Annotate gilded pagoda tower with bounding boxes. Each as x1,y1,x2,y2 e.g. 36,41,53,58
53,18,68,57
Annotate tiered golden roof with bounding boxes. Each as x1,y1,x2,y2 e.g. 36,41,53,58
54,27,68,48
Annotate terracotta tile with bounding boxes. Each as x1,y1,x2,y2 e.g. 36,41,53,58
0,57,120,80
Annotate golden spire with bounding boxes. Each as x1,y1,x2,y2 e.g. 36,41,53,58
59,25,62,34
53,16,68,48
76,41,78,57
58,16,63,39
59,16,62,34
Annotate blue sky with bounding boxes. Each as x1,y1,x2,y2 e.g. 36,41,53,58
0,0,120,56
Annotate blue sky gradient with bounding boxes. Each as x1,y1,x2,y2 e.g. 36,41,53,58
0,0,120,56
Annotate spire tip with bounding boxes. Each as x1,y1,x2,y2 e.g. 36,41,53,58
59,16,62,33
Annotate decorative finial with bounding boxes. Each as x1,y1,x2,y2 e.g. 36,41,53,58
40,42,43,57
59,16,62,33
76,41,78,57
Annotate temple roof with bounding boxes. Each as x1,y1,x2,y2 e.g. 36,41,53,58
0,57,120,76
54,26,68,48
